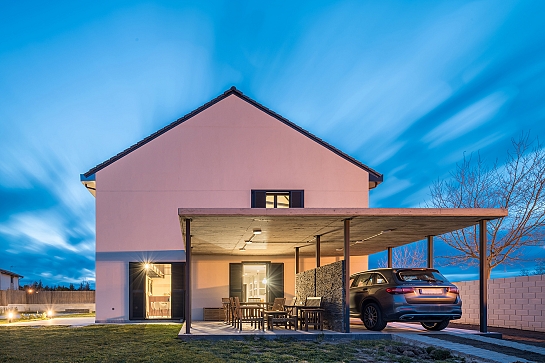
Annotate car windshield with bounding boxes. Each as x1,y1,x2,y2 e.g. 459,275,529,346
397,270,448,283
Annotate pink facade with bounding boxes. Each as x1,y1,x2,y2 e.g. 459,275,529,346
86,89,378,322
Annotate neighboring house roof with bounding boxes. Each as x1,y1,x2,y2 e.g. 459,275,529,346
0,268,23,278
83,87,383,186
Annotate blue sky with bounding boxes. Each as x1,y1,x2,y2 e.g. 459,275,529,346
1,1,545,287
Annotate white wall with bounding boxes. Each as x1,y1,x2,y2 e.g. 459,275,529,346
0,274,18,290
92,94,372,322
456,275,545,332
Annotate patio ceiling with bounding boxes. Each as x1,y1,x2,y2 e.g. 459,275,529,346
178,208,507,257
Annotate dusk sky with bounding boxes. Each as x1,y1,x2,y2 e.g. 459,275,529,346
1,1,545,287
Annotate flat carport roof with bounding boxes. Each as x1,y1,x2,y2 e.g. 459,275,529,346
178,207,508,334
178,208,508,256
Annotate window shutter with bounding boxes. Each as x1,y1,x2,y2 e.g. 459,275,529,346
290,191,304,208
267,263,284,304
251,190,266,208
129,262,145,320
171,262,186,320
229,263,243,299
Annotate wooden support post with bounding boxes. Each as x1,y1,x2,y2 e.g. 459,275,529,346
295,247,300,274
315,235,321,268
479,220,488,333
427,235,434,268
387,247,393,268
185,218,192,334
343,219,351,333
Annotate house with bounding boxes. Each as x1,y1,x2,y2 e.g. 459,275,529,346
82,87,506,328
0,268,23,290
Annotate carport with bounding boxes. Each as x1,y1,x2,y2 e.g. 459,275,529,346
179,207,507,335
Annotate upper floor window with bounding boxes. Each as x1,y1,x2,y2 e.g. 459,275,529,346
251,190,304,208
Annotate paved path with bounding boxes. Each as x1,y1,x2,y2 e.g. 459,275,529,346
2,317,96,327
395,332,545,363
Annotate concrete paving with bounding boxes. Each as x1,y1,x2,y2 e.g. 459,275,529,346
177,319,496,341
2,317,96,327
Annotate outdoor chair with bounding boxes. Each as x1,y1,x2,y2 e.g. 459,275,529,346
233,296,264,331
221,297,231,323
229,297,237,327
299,297,324,331
264,298,295,330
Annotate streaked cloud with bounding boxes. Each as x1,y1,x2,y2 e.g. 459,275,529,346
1,1,544,285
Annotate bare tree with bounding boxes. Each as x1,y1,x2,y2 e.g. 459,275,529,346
378,241,427,268
429,133,545,278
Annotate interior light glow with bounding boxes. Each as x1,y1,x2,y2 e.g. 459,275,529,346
253,229,262,235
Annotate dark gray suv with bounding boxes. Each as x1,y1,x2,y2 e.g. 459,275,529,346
349,268,462,331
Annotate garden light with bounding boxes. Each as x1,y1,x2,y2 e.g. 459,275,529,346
47,310,53,318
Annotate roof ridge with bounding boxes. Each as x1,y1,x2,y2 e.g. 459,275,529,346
83,87,382,182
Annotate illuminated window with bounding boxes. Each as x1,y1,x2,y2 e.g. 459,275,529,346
251,190,304,208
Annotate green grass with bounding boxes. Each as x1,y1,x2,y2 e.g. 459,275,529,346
0,324,466,362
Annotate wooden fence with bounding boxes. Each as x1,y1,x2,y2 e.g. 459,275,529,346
0,290,95,306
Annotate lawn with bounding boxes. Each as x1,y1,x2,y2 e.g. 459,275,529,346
0,324,466,362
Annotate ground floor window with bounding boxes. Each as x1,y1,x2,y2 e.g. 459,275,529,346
129,262,185,320
229,262,284,303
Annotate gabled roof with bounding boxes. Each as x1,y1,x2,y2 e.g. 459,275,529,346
83,87,383,185
0,268,23,278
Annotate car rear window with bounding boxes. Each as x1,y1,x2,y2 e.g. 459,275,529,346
397,270,448,283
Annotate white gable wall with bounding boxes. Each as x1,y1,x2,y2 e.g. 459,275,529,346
94,94,371,321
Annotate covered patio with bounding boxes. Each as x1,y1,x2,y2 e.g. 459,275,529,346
178,207,507,335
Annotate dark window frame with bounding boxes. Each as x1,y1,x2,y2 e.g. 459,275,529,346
251,190,304,208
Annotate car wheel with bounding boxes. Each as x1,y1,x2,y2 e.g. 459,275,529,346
361,303,387,331
421,320,450,331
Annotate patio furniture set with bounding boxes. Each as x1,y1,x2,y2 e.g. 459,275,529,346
221,297,325,331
